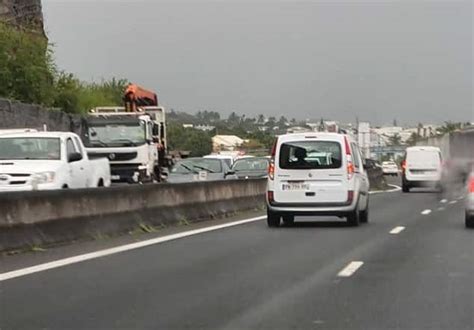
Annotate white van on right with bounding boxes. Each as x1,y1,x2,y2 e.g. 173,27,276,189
401,146,442,193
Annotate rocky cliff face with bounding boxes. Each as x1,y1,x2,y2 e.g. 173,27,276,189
0,0,44,33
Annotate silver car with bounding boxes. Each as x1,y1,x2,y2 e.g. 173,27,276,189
167,157,237,183
466,171,474,228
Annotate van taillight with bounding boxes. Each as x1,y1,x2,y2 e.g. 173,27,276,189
344,136,354,179
268,161,275,180
270,137,278,157
401,160,407,172
347,162,354,177
469,177,474,193
267,191,274,203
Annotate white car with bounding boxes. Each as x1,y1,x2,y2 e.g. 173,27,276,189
382,161,399,176
203,154,235,168
466,171,474,228
0,132,111,191
402,146,442,192
266,133,370,227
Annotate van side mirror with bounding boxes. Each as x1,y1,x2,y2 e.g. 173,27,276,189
68,152,83,163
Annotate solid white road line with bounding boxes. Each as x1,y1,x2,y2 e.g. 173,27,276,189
369,184,402,195
0,215,266,283
337,261,364,277
421,209,432,215
389,226,405,234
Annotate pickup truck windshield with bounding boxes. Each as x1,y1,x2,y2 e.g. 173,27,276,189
0,137,61,160
86,122,146,147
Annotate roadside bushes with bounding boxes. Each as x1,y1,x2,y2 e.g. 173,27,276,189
0,22,127,114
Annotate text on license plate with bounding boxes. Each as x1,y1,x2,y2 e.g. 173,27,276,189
282,182,310,191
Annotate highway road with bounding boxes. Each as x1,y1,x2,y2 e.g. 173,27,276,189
1,183,473,329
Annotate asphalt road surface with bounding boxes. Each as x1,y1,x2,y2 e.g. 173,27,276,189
1,184,473,329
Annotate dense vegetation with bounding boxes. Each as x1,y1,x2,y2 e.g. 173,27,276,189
0,22,126,114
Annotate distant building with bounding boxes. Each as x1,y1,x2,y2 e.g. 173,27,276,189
212,135,245,152
286,126,311,134
195,125,215,132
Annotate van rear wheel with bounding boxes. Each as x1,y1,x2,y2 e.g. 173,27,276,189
466,213,474,228
282,215,294,226
347,203,360,227
360,199,369,223
267,209,281,227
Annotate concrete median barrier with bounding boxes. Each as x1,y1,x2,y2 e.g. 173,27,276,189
0,179,267,252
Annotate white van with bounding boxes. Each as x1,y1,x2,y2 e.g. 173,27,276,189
266,133,370,227
401,146,442,192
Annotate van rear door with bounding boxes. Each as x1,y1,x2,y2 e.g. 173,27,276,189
407,149,441,174
274,138,349,204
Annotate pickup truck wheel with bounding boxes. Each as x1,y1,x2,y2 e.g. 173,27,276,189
465,213,474,228
347,203,360,227
267,209,281,227
62,184,68,189
97,179,104,187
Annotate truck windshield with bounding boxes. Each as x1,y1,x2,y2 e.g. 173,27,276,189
87,122,146,147
0,137,61,160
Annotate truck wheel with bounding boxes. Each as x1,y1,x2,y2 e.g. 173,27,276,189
267,209,281,227
466,213,474,228
347,203,360,227
282,215,295,226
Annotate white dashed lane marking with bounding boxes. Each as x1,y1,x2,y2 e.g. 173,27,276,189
338,261,364,277
421,209,432,215
389,226,405,234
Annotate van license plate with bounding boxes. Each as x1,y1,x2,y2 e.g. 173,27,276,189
282,182,310,191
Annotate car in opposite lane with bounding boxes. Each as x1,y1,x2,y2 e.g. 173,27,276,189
232,157,270,179
382,161,399,176
166,157,237,183
0,131,111,191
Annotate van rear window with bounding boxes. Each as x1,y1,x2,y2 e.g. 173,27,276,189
279,141,342,169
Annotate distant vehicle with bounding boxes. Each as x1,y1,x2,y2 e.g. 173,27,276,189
382,161,399,176
401,146,442,192
204,154,235,168
466,171,474,228
266,132,370,227
232,157,270,179
82,83,169,184
0,132,111,191
167,157,237,183
440,129,474,194
364,159,382,171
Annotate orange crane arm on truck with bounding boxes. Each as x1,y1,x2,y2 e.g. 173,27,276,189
123,84,158,112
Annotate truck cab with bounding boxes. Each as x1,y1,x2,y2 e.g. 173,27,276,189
83,107,167,183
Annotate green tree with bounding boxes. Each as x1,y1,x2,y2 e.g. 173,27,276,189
436,121,463,135
0,22,55,105
406,132,422,146
388,133,402,146
167,123,212,156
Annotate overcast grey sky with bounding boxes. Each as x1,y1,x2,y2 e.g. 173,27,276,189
42,0,472,125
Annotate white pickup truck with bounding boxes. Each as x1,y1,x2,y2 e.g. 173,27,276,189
0,131,111,191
